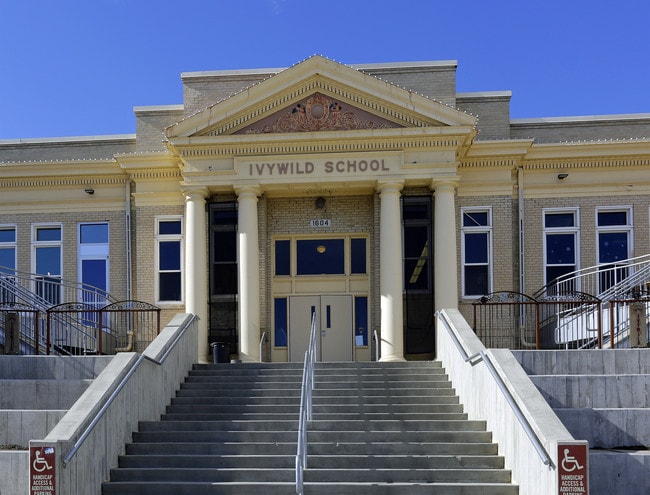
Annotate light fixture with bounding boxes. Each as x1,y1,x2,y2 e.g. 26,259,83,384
84,188,95,195
557,173,569,180
315,197,325,209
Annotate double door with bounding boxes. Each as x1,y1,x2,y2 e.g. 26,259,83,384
289,295,352,362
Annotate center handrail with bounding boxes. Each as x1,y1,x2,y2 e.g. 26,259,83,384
296,312,317,495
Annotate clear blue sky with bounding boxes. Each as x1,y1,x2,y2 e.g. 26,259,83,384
1,0,649,139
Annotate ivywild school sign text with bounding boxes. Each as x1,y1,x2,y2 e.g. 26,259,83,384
247,159,390,177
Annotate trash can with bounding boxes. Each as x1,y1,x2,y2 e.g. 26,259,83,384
211,342,230,364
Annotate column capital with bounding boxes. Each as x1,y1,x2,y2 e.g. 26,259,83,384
376,180,404,195
234,184,262,199
430,176,460,192
181,187,209,201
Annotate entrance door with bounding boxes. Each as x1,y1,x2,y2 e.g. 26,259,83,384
289,295,352,362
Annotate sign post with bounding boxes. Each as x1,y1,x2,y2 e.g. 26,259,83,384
557,442,588,494
29,446,56,495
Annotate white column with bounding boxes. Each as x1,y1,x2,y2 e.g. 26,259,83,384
184,188,209,362
433,181,459,310
236,186,261,362
378,181,405,362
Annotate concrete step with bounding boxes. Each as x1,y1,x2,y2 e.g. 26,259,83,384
103,481,519,495
530,374,650,408
108,466,512,483
124,440,500,456
117,453,505,470
104,361,517,495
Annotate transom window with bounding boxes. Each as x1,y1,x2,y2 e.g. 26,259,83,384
274,236,367,277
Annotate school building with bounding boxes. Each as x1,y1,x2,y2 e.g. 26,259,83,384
1,55,649,363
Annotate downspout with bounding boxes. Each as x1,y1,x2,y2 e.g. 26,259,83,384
518,167,525,294
117,180,135,353
518,166,537,348
125,180,133,300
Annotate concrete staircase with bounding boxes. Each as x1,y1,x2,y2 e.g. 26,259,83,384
512,349,650,494
102,361,518,494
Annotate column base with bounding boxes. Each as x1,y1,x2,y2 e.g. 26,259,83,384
379,354,407,362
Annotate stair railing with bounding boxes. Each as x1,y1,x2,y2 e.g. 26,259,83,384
296,312,317,495
437,309,553,466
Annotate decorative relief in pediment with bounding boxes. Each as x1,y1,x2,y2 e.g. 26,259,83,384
237,93,400,134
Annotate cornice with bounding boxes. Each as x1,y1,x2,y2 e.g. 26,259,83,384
0,174,127,189
522,156,650,170
170,126,476,159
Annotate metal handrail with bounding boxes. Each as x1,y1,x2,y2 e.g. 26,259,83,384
259,331,266,362
373,329,379,362
296,313,317,495
437,310,553,467
62,314,197,466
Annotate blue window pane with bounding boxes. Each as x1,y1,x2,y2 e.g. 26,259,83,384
598,211,627,227
0,248,15,270
405,258,429,290
274,298,288,347
159,241,181,270
463,211,488,227
403,202,429,220
545,213,575,228
464,265,488,296
159,272,181,301
36,227,61,242
404,226,428,258
351,238,366,274
599,232,628,263
214,230,236,262
547,266,575,285
159,220,182,235
354,297,368,346
82,259,107,294
464,233,488,263
0,229,15,243
546,234,575,264
275,240,290,276
80,224,108,244
36,246,61,275
297,239,344,275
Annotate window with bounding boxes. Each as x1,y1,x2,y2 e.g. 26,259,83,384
78,223,109,301
461,208,492,297
402,196,434,354
209,202,238,346
32,224,62,305
354,296,368,346
543,209,579,288
296,239,344,275
597,207,632,292
0,225,16,273
274,298,288,347
155,217,183,303
350,238,367,275
0,225,17,303
275,240,290,276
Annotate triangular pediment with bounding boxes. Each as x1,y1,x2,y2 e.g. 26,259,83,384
165,55,476,139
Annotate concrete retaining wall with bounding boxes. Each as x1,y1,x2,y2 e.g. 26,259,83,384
436,309,583,495
23,313,198,495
